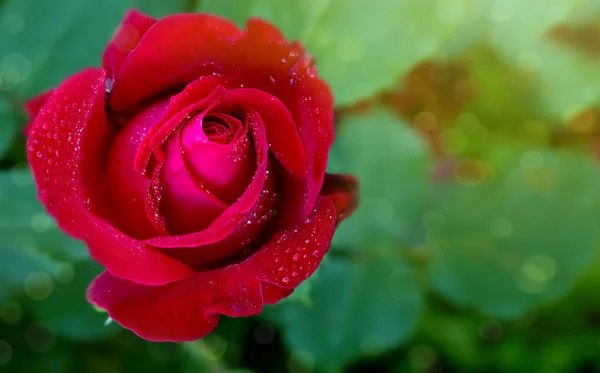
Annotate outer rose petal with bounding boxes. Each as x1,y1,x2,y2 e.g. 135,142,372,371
320,173,359,224
103,10,157,80
88,197,337,341
23,90,53,136
27,68,194,285
87,268,262,342
109,14,242,111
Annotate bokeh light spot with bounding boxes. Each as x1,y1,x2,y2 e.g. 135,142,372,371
2,13,24,34
0,340,12,366
24,271,53,300
453,159,488,187
521,254,557,283
53,262,74,284
0,301,22,325
253,324,275,345
25,323,56,353
520,151,544,170
30,212,52,233
408,344,437,370
440,128,468,155
489,217,513,239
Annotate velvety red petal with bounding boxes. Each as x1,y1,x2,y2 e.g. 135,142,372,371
134,82,227,174
27,68,193,285
88,267,263,342
109,14,241,111
87,197,337,342
103,9,157,81
275,56,334,228
261,282,294,304
23,90,54,136
248,196,337,288
320,173,359,224
107,99,169,239
223,88,306,178
155,163,276,268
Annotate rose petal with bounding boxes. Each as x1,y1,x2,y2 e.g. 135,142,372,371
107,99,169,239
320,173,359,224
87,196,337,342
133,79,228,173
160,125,228,235
223,88,306,178
248,197,337,288
27,68,193,285
145,109,271,250
155,162,276,268
103,10,157,80
87,267,262,342
180,112,255,204
109,14,241,111
276,54,334,227
261,282,294,304
23,90,53,136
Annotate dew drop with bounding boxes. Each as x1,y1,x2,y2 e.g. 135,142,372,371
282,277,290,284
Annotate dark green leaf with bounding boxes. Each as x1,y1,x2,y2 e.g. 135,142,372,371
28,260,119,340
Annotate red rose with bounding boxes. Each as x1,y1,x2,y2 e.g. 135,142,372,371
25,10,358,341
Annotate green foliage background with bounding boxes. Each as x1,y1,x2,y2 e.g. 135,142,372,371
2,0,600,372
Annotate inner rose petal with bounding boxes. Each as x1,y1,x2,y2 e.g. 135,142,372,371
180,111,255,204
160,128,228,235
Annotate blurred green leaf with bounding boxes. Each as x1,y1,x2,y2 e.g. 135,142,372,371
28,260,119,341
267,258,424,369
133,0,187,17
0,96,18,159
0,169,87,260
329,108,432,252
200,0,475,107
428,146,600,318
0,0,131,97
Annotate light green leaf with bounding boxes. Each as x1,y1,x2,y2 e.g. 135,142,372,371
428,146,600,318
268,258,423,369
200,0,475,106
328,108,432,251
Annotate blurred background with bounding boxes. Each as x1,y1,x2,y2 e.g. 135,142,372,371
2,0,600,372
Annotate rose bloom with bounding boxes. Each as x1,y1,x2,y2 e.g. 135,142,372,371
25,10,357,342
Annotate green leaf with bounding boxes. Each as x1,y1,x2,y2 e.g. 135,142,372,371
0,0,132,97
428,146,600,318
328,108,432,251
0,97,18,159
0,169,87,260
28,260,119,340
267,258,424,369
199,0,475,106
133,0,187,17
